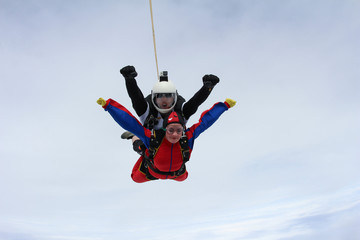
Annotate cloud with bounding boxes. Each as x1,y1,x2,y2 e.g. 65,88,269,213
0,1,359,240
139,185,360,240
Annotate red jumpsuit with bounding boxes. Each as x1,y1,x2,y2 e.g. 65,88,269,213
102,99,230,183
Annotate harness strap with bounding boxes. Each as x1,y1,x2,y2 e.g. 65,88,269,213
145,155,187,177
140,156,158,180
179,135,190,163
142,130,190,179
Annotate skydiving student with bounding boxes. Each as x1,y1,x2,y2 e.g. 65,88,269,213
97,97,236,183
119,65,220,155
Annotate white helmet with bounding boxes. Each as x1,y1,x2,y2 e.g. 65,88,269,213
151,78,178,114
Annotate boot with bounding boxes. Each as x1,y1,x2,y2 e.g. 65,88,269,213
121,131,135,140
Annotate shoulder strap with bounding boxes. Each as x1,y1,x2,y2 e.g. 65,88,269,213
148,129,165,159
144,94,159,129
179,135,190,163
175,94,186,111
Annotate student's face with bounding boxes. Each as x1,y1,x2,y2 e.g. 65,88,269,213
165,123,183,144
155,93,175,109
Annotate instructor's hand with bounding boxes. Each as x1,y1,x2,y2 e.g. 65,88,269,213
120,65,138,78
203,74,220,87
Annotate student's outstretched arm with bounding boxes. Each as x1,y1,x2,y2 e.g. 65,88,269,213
97,98,151,148
186,98,236,148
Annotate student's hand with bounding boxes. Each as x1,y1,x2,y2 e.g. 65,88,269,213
120,65,138,78
225,98,236,108
203,74,220,87
97,98,106,107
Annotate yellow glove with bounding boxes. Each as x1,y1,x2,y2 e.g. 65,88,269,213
97,98,106,107
225,98,236,108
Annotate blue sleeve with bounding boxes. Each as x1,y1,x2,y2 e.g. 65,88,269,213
186,102,229,149
104,99,151,148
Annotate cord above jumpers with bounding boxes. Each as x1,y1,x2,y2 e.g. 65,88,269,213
149,0,160,81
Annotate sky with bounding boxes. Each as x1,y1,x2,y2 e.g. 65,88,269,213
0,0,359,239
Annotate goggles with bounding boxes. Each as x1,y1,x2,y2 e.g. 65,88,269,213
155,93,175,98
166,126,183,135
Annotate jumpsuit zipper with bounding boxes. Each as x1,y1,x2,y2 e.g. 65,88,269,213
166,143,174,179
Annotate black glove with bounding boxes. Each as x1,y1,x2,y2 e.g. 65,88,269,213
202,74,220,87
120,65,138,79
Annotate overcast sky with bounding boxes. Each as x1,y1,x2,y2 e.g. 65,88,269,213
1,0,359,240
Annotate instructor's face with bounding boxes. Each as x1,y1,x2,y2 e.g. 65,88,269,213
155,94,174,109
